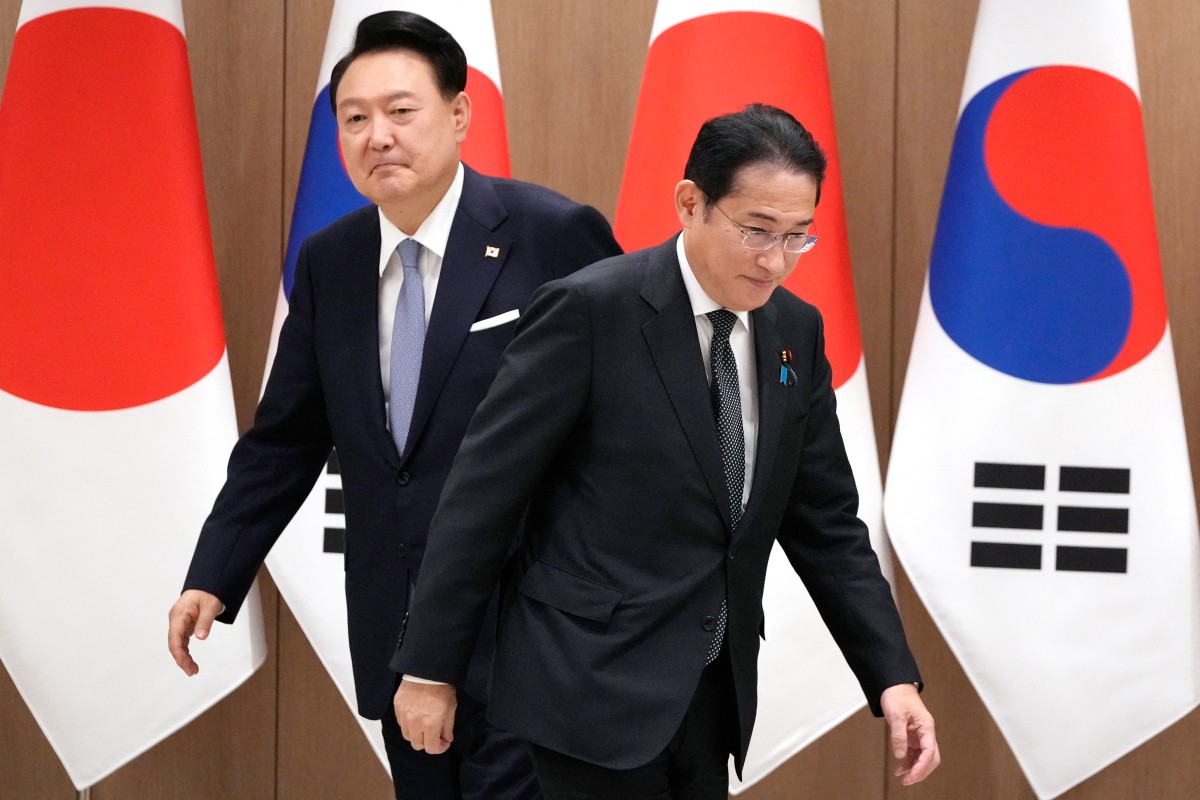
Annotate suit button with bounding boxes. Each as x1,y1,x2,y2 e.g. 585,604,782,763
397,543,407,558
702,616,716,631
396,470,411,486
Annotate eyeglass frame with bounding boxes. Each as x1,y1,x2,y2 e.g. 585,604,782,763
705,195,818,255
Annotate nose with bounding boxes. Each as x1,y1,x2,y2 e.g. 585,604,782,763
367,113,394,150
755,240,789,274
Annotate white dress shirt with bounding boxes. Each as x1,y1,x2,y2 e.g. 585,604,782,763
378,162,465,415
676,233,759,509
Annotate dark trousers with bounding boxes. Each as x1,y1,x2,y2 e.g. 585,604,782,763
528,650,736,800
380,686,542,800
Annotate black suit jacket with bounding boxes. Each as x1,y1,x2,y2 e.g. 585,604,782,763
183,166,621,718
394,237,921,773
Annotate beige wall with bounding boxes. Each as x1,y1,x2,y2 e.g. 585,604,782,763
2,1,1198,797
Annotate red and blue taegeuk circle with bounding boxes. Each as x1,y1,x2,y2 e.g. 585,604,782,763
929,66,1166,384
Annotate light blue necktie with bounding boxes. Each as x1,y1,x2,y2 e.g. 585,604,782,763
389,238,424,456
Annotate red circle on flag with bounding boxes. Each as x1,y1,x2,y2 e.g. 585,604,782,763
0,8,226,411
614,13,862,388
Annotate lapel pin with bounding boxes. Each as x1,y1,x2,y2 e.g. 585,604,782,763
485,245,500,258
779,349,797,386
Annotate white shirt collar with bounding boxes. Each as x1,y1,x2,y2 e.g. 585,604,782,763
377,162,465,276
676,232,752,331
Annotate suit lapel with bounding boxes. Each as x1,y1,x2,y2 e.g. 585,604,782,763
738,297,787,540
403,167,511,461
335,209,397,467
640,241,733,531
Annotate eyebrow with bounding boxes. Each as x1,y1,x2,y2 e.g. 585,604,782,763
336,90,419,111
744,210,815,228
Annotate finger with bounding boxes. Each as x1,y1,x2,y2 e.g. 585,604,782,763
904,729,940,784
889,717,910,760
167,606,199,676
396,709,411,744
440,707,456,747
194,599,220,641
902,746,938,785
424,712,454,755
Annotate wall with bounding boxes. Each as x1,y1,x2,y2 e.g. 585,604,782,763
1,1,1197,797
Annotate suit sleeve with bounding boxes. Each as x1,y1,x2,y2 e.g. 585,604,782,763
391,278,594,685
775,313,921,715
182,240,333,622
550,202,623,279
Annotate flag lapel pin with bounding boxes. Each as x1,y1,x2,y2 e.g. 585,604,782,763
485,245,500,258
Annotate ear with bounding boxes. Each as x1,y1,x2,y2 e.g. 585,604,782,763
675,180,703,229
452,91,472,143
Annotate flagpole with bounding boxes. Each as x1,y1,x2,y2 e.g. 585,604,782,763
77,789,91,800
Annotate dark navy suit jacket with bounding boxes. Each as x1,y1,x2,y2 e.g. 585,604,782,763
184,165,621,718
394,237,921,773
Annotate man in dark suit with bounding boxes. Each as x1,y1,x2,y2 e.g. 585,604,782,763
166,12,620,800
392,104,939,799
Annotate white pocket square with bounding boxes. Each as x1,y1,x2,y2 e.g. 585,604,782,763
468,309,520,332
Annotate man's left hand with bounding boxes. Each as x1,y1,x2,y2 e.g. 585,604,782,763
880,683,940,785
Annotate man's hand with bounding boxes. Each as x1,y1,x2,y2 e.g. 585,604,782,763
394,679,457,755
881,683,940,786
167,589,225,676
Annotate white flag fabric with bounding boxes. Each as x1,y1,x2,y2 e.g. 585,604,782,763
614,1,892,791
885,1,1200,797
263,0,510,773
0,1,266,789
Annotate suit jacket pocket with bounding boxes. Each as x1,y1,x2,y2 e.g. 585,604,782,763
519,560,623,623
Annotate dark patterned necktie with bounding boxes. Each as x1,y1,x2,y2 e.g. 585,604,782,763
389,238,424,456
705,309,744,664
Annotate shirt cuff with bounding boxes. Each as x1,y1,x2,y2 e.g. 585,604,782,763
402,674,449,686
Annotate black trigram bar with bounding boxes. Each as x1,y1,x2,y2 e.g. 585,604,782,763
972,502,1043,530
326,448,341,475
974,462,1045,490
971,542,1042,570
1057,506,1128,534
323,529,346,554
1056,545,1127,574
1059,466,1129,494
325,487,345,515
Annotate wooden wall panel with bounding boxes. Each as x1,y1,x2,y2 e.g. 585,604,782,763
0,0,14,98
1138,0,1200,496
0,663,75,796
3,0,1200,797
826,0,903,471
493,0,655,220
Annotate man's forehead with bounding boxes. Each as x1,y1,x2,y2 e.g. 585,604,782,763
340,48,437,85
729,162,818,192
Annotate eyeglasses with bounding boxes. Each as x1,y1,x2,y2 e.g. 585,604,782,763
709,200,818,255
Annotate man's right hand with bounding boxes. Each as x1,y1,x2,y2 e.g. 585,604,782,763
394,679,457,755
167,589,225,676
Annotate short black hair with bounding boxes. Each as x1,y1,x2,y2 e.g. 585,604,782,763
329,11,467,114
683,103,827,208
